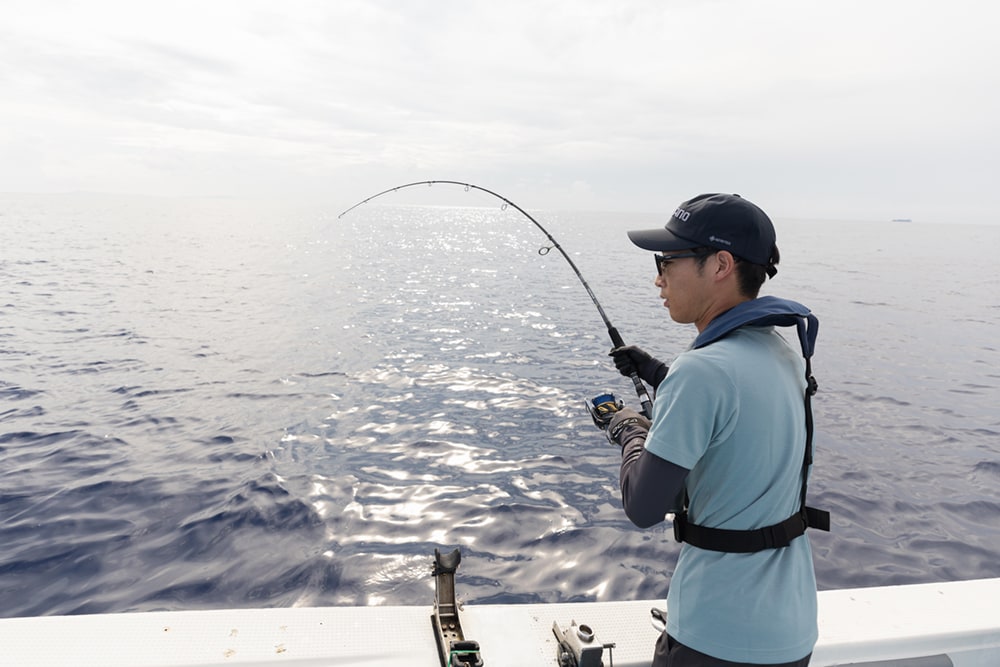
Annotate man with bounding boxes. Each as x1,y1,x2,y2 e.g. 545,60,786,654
604,193,826,666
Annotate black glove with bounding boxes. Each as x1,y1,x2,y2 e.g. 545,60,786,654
609,346,668,388
605,407,651,449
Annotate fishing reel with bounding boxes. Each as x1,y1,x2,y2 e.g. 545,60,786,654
586,392,623,431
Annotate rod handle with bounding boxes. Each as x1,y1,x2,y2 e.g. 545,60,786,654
608,327,655,417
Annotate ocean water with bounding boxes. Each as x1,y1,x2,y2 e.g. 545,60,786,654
1,193,998,618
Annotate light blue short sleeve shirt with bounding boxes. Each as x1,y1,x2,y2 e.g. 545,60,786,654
645,326,818,664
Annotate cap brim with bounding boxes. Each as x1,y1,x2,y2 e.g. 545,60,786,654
627,227,700,252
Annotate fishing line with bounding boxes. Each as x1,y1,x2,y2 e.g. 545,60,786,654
338,180,653,416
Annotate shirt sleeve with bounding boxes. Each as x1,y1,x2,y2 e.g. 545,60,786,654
643,351,739,470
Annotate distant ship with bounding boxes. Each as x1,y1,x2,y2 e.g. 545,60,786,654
891,218,912,222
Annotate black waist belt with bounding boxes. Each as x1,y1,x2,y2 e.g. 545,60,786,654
673,506,830,553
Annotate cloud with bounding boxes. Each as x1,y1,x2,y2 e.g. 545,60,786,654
1,0,999,222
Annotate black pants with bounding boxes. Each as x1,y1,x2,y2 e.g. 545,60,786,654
653,633,811,667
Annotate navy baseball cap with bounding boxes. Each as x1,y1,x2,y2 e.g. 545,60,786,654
627,193,777,267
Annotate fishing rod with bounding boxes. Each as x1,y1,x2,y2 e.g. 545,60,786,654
338,180,654,417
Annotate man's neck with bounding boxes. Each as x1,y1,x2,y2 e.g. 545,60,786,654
695,294,752,333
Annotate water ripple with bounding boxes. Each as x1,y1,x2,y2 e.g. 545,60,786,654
2,199,999,618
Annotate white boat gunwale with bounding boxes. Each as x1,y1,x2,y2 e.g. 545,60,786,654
1,577,999,666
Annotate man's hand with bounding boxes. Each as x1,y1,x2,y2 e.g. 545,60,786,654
609,346,668,388
606,407,651,449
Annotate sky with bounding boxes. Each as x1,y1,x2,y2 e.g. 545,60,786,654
2,0,999,224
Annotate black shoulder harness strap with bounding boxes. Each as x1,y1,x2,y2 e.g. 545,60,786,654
673,297,831,553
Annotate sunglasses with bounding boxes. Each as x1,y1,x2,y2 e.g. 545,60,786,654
654,250,712,274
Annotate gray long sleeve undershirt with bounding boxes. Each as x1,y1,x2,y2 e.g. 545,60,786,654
619,431,690,529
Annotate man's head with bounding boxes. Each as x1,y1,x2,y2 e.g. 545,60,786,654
627,193,779,298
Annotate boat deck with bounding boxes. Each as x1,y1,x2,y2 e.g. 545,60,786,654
1,578,998,666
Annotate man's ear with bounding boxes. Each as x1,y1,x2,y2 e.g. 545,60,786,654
714,251,737,280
